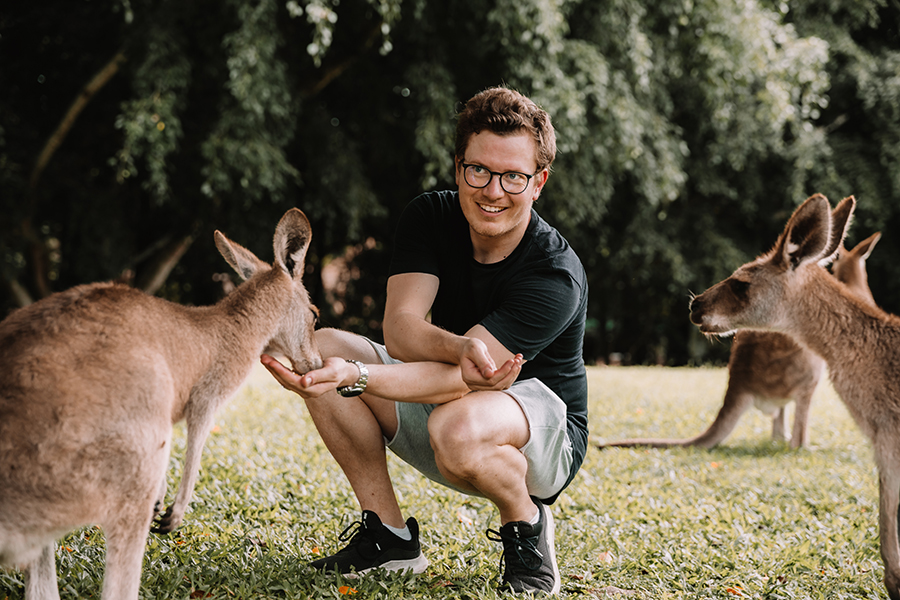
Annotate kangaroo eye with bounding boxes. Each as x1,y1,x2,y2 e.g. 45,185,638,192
728,279,751,300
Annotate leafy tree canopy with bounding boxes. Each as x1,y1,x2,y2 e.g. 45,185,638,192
1,0,898,364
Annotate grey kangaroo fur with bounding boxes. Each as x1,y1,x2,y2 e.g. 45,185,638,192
689,194,900,600
0,208,323,600
597,230,881,450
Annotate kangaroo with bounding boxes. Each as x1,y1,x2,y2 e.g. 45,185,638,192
0,208,323,600
597,231,881,450
688,193,900,600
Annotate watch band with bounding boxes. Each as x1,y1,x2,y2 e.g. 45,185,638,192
336,359,369,397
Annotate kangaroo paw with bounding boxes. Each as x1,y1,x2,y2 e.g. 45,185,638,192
150,506,179,534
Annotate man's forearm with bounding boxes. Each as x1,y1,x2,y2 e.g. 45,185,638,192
364,360,469,404
383,311,465,365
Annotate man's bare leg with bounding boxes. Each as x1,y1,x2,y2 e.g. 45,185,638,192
303,328,405,528
427,392,536,524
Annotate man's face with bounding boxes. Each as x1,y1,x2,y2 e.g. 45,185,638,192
455,130,548,254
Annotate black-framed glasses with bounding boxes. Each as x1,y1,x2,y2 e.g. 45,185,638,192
461,163,537,195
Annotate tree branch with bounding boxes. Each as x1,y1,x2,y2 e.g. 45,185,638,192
301,21,382,98
1,275,35,309
133,234,195,296
29,50,127,191
21,49,127,302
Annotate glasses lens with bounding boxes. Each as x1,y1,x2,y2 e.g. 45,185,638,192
465,165,490,188
501,173,529,194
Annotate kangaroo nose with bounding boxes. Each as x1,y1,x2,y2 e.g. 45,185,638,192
688,297,703,325
290,355,323,374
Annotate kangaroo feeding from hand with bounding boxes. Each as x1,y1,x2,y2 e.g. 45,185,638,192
0,208,323,600
597,229,881,450
689,193,900,600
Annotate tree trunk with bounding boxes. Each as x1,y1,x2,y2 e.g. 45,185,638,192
134,235,195,296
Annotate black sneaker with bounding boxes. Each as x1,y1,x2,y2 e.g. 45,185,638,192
309,510,428,578
487,498,561,595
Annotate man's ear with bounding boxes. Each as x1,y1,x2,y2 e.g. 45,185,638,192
531,169,549,201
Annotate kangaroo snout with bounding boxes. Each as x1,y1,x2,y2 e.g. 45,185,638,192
688,296,704,326
289,354,325,375
688,293,723,334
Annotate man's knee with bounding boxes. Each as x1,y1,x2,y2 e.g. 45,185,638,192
315,328,380,363
428,403,483,468
315,327,351,356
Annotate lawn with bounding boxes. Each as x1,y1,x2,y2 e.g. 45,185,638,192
0,364,886,599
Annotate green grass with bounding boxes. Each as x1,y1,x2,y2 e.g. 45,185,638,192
1,365,887,599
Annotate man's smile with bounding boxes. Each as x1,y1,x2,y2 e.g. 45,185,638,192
479,203,506,213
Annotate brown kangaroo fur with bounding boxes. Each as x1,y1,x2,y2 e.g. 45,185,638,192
597,231,881,450
0,208,322,600
689,193,900,600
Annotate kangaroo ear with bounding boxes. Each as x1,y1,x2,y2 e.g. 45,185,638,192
817,196,856,265
776,194,833,270
216,232,266,281
853,231,882,260
216,231,266,281
273,208,312,279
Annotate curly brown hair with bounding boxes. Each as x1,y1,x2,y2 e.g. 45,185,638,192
454,86,557,173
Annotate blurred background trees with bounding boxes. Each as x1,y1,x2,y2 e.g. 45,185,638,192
2,0,898,365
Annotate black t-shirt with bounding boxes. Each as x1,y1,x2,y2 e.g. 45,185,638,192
389,190,589,499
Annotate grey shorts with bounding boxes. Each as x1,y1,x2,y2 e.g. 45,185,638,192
366,339,574,501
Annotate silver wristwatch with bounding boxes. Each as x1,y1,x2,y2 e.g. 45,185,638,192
336,359,369,397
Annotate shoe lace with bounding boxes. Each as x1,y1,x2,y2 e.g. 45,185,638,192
486,526,543,572
338,519,381,558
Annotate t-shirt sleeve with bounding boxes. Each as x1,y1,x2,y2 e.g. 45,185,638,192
389,196,440,277
481,268,584,361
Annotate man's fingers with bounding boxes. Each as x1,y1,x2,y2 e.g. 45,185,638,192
261,354,310,389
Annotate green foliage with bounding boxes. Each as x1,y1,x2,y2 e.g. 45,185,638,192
2,0,899,363
0,365,885,598
201,0,299,205
787,0,900,318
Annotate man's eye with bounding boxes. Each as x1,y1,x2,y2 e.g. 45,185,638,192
505,173,523,181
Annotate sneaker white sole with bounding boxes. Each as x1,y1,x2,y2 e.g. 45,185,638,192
347,553,430,578
540,503,561,595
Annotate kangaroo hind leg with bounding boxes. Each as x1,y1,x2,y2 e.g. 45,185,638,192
24,544,61,600
876,438,900,600
100,505,156,600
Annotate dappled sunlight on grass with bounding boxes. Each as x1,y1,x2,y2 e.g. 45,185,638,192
0,364,884,598
573,365,880,598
